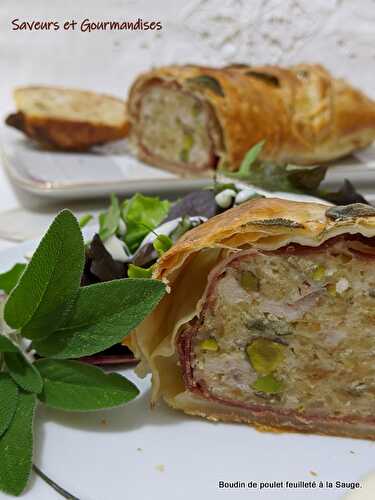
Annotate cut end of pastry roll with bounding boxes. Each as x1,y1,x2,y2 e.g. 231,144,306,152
132,199,375,439
5,86,129,150
128,64,375,173
133,84,221,173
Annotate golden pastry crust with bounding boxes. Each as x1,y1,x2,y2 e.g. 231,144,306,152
128,64,375,170
6,86,129,151
154,198,328,281
130,198,375,438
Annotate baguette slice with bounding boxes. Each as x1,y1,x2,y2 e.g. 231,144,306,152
131,199,375,440
6,86,129,150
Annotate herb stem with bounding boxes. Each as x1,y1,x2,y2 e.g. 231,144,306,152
33,464,80,500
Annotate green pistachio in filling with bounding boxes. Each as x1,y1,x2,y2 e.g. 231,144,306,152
200,338,219,352
246,338,286,375
252,374,285,394
240,271,259,292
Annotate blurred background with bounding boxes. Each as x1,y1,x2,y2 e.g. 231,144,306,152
1,0,375,117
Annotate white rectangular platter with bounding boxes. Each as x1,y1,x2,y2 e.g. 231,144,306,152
2,127,375,202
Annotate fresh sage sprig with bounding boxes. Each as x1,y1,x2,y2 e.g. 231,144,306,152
0,209,166,496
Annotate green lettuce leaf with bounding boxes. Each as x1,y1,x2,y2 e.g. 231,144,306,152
99,194,121,241
122,194,170,253
153,234,173,256
78,214,93,229
235,140,265,177
127,264,154,279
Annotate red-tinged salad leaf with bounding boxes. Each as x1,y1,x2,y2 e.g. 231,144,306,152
78,344,136,366
164,189,220,221
85,234,127,283
221,142,371,206
320,179,370,206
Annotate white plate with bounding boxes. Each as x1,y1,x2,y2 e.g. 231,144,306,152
0,239,374,500
2,127,375,202
0,129,211,200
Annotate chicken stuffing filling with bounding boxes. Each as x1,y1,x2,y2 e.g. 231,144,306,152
139,85,219,169
190,245,375,418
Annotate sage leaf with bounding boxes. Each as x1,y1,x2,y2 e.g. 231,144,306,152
36,359,139,411
33,278,165,359
0,374,18,438
153,234,173,256
0,335,18,353
245,71,280,86
187,75,225,97
0,263,26,295
4,210,84,340
99,194,121,241
4,351,43,394
0,391,36,496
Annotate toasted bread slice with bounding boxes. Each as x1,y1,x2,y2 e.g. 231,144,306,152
5,86,129,150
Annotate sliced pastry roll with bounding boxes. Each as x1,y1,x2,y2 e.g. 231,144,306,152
127,64,375,174
132,199,375,439
6,86,129,150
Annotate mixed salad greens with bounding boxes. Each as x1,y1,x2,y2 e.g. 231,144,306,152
220,140,369,205
81,191,219,284
81,142,369,289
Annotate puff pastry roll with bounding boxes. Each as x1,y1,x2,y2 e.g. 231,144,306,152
132,199,375,439
127,64,375,174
